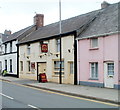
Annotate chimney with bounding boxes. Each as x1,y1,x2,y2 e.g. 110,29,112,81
4,30,12,36
101,1,110,9
34,14,44,30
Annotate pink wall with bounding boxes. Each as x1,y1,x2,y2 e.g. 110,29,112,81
78,34,119,85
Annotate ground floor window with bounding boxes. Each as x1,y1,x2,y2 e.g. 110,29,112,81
54,61,64,75
107,62,114,76
20,61,23,71
5,60,7,71
27,61,30,72
10,59,12,72
90,62,98,79
69,62,74,74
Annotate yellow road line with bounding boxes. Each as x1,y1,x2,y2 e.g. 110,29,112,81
1,79,119,107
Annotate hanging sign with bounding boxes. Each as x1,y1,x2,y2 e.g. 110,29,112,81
31,62,35,69
41,44,48,53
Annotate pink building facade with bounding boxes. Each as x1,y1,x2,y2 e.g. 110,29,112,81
77,33,120,89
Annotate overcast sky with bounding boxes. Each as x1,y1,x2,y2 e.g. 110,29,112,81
0,0,119,33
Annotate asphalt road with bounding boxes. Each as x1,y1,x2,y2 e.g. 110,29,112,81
1,80,119,110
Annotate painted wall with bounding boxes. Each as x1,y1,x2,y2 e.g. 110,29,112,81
19,35,74,84
0,40,18,75
78,34,119,87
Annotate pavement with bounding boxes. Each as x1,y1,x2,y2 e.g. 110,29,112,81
0,75,120,104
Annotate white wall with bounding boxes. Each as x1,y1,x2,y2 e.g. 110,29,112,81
19,35,75,83
0,40,18,75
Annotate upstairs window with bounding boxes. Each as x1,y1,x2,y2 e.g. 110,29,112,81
5,44,7,53
27,44,30,55
10,42,12,53
91,38,98,48
56,39,60,52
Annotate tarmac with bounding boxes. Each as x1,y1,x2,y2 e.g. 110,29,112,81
0,75,119,104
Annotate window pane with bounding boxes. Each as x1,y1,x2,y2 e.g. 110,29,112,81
91,38,98,48
107,63,114,75
91,62,98,78
54,61,64,75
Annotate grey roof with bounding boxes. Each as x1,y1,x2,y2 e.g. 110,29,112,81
18,9,101,44
3,25,35,43
78,2,119,39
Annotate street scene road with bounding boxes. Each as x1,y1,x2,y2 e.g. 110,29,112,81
1,80,119,109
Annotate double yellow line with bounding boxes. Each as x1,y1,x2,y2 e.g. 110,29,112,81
0,79,119,107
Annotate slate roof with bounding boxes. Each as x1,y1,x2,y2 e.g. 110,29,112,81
18,9,102,44
78,2,119,39
3,25,35,43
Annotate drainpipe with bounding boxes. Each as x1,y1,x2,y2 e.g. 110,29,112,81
17,44,19,78
74,32,77,85
76,39,80,85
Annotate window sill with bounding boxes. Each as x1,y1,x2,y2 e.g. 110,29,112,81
54,52,60,55
89,47,99,50
26,72,31,74
52,74,64,77
89,78,99,80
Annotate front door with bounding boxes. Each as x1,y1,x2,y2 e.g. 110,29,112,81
68,62,74,84
37,62,46,80
104,62,114,88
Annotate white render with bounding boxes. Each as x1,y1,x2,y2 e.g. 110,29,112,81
19,35,75,84
0,39,18,75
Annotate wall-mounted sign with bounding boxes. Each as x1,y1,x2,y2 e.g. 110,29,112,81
31,62,35,69
41,44,48,53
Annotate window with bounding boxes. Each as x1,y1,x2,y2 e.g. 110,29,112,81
54,61,64,75
27,61,30,72
69,62,74,74
10,59,12,72
56,39,60,52
5,44,7,53
10,42,12,52
5,60,7,70
107,63,114,76
20,61,23,71
91,38,98,48
27,44,30,55
90,62,98,79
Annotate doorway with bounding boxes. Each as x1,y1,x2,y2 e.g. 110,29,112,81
37,62,46,80
104,62,114,88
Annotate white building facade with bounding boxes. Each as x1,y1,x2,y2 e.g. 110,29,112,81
0,39,18,76
19,35,75,84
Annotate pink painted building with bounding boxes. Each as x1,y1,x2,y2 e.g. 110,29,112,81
77,2,120,89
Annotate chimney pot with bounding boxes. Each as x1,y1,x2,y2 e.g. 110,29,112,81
34,14,44,30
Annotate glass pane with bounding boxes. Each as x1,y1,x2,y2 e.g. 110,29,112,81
91,38,98,48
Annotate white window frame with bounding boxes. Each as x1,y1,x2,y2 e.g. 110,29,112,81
90,62,98,79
